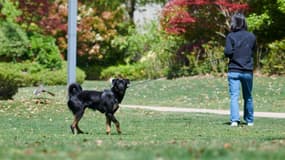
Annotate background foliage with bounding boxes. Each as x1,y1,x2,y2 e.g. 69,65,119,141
159,0,285,77
0,0,86,99
0,0,284,84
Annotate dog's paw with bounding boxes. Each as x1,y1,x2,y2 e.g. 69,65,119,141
77,130,85,134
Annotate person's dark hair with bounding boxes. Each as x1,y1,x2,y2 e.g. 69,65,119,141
230,13,247,32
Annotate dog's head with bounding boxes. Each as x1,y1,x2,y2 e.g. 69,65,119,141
111,78,130,95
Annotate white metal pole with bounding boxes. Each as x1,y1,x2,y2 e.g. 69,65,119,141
67,0,78,85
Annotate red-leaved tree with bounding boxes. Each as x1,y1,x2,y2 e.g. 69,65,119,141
160,0,249,73
161,0,248,37
16,0,50,31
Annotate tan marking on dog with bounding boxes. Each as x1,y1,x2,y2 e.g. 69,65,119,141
112,104,119,112
115,122,121,134
71,117,78,134
106,118,111,135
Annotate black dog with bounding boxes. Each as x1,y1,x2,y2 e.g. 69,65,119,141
67,78,130,135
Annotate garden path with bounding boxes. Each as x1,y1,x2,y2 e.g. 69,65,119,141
122,105,285,119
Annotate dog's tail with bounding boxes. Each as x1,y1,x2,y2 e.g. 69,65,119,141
68,83,82,97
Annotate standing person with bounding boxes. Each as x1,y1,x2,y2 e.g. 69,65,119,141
224,13,257,127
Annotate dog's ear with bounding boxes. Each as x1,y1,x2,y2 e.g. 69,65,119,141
112,78,118,86
125,79,130,84
125,79,130,88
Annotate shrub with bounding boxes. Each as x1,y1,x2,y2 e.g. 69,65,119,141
0,22,62,70
0,21,29,61
0,67,19,100
0,62,86,88
167,40,227,78
80,65,103,80
28,33,63,70
261,39,285,75
112,22,184,80
202,41,227,74
100,63,147,80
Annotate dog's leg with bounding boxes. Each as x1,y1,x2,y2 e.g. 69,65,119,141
107,113,121,134
76,124,84,134
115,121,121,134
71,110,85,134
113,117,121,134
112,105,121,134
105,115,111,135
70,124,75,134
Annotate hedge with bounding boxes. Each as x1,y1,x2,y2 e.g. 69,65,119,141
0,62,86,99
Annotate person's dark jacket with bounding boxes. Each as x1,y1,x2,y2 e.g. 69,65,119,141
224,29,256,73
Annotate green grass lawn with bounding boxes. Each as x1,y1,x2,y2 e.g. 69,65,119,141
0,76,284,160
124,76,285,112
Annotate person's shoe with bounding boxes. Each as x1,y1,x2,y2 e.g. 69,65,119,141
247,123,254,126
230,122,238,127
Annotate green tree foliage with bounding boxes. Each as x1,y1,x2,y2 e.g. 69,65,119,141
247,0,285,75
108,22,185,79
0,0,21,22
278,0,285,13
247,0,285,43
247,13,271,32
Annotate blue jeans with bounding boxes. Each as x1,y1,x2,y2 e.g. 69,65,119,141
228,72,254,123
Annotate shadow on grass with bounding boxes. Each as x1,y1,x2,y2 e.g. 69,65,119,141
223,121,253,127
